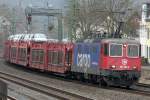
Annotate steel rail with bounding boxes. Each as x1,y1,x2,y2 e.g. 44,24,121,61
7,96,16,100
0,71,93,100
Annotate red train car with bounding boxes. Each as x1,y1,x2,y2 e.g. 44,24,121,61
4,34,73,75
4,40,10,61
17,41,28,66
9,41,19,64
46,42,73,74
29,41,47,70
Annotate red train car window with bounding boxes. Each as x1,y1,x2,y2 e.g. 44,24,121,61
39,50,44,62
52,52,58,65
18,48,26,61
48,51,52,64
32,50,36,61
58,51,63,65
65,50,72,65
50,51,63,65
31,49,44,64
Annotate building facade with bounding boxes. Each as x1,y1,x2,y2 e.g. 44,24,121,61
140,3,150,62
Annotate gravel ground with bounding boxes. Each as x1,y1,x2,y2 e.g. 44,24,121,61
1,77,59,100
139,66,150,84
0,60,150,100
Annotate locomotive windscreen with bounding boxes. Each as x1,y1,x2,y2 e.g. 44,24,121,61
109,44,122,57
128,45,139,57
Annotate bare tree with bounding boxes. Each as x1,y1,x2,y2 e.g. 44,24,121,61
123,11,140,37
66,0,107,40
66,0,138,40
104,0,134,37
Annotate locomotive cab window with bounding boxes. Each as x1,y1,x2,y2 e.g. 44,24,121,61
109,43,123,57
128,44,139,57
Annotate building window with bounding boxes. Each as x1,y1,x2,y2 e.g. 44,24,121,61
149,47,150,58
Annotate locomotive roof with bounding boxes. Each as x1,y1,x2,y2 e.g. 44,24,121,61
76,38,140,44
101,38,140,44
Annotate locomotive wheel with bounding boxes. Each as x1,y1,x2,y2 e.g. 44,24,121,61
70,72,76,80
76,74,80,80
126,85,131,89
80,74,85,82
99,78,108,87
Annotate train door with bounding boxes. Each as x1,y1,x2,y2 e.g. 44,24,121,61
100,43,109,69
65,49,72,67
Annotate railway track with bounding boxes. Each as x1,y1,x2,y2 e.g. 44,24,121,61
43,72,150,97
136,83,150,88
7,96,16,100
67,78,150,97
102,83,150,97
72,80,150,97
1,61,150,99
0,71,93,100
132,83,150,96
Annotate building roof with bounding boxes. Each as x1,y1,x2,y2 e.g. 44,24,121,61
0,16,10,26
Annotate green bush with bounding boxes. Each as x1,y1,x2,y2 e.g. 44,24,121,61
141,57,149,65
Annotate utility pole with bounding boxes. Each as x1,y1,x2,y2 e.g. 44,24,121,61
47,2,50,37
68,0,78,41
25,7,63,41
11,8,16,34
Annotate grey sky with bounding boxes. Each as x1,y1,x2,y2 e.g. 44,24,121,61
0,0,66,9
0,0,149,9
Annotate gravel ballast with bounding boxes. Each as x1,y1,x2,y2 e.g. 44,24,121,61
0,60,150,100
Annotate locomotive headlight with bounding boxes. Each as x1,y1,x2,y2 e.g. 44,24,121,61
124,66,127,69
120,66,123,68
123,44,127,47
133,66,137,69
111,65,116,69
